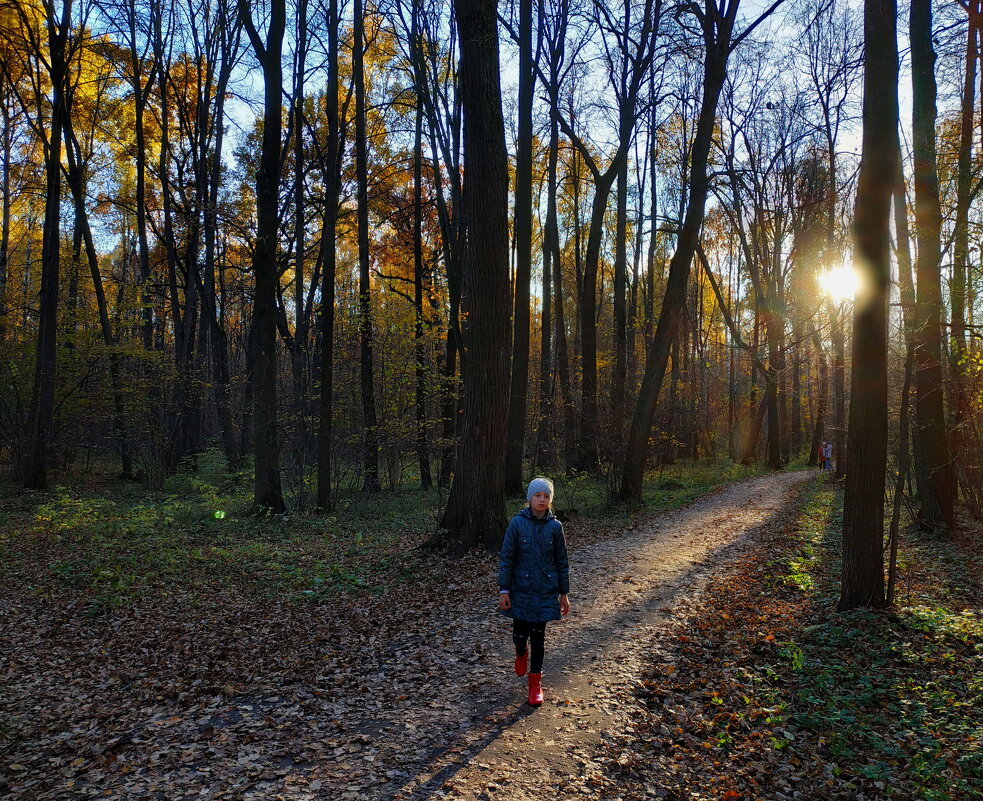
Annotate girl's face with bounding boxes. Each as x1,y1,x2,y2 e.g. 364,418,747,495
530,491,551,516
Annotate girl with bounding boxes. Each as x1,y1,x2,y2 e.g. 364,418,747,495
497,477,570,706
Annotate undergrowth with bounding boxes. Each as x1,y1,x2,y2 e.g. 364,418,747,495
0,454,758,614
779,481,982,799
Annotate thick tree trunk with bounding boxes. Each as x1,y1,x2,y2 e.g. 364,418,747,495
950,0,979,509
741,394,768,465
241,0,287,513
504,0,533,493
839,0,897,611
911,0,954,530
437,0,511,553
27,1,72,490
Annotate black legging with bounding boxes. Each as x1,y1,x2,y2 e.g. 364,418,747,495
512,619,547,674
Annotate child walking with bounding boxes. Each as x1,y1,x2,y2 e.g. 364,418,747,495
497,477,570,706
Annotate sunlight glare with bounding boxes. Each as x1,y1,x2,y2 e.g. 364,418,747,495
818,264,860,302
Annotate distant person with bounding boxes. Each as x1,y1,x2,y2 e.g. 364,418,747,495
818,442,826,470
497,477,570,707
823,441,833,472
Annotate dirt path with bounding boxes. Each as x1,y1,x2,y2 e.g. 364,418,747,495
391,470,812,801
1,470,811,801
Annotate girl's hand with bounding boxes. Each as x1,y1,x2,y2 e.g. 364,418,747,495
499,592,511,611
560,594,570,616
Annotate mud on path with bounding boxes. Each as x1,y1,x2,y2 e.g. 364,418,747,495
1,470,811,801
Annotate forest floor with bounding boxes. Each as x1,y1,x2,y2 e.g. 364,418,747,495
1,466,980,801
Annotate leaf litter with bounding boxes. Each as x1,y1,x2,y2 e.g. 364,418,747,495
1,472,826,800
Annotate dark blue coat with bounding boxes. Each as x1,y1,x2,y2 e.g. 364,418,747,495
498,507,570,623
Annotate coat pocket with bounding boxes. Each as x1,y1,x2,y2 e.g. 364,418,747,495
514,569,534,593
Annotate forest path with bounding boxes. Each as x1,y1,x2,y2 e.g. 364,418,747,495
393,469,812,800
1,470,812,801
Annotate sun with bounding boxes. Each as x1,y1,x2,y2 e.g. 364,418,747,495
818,264,860,302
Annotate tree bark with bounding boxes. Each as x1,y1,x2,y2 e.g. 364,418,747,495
437,0,511,553
316,0,342,510
534,90,559,471
949,0,978,511
27,0,72,490
0,75,11,343
354,0,381,492
63,113,134,479
839,0,897,611
411,0,433,490
620,1,734,500
504,0,533,493
240,0,287,513
910,0,954,530
613,153,629,451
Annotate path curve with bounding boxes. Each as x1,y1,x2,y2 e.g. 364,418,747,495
0,470,812,801
392,469,812,800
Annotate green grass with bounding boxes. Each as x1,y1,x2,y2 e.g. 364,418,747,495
771,480,983,800
0,453,768,615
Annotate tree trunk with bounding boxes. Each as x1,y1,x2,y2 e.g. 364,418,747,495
354,0,381,492
202,45,240,472
949,0,978,511
437,0,511,553
63,118,133,479
534,102,559,470
612,154,629,451
807,324,828,467
27,0,72,490
829,300,846,478
411,0,433,490
316,0,341,510
765,282,783,469
240,0,287,513
620,5,732,500
125,0,155,351
291,0,310,487
911,0,954,530
0,75,13,342
504,0,533,493
839,0,897,611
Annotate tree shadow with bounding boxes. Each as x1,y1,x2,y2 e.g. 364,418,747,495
382,491,798,800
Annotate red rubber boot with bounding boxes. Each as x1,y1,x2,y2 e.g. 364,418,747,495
514,651,528,677
527,672,543,706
